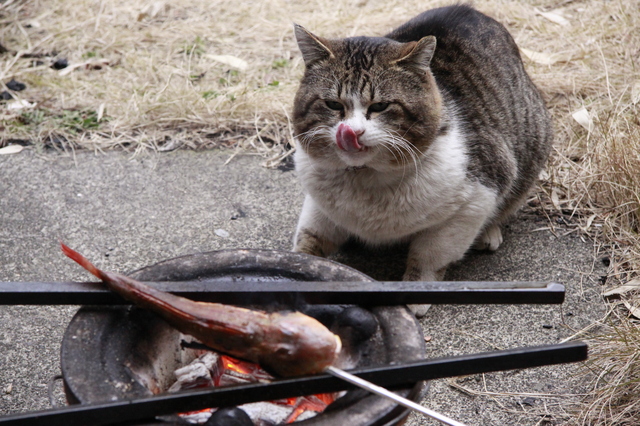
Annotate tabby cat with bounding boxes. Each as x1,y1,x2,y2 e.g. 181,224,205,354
291,5,552,296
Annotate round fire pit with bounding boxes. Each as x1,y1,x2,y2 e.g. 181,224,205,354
61,249,427,425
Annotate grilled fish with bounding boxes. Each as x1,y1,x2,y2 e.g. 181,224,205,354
61,243,341,377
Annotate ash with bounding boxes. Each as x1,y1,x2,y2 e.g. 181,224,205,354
169,352,330,425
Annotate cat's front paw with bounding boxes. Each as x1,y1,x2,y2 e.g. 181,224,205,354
408,304,431,318
402,266,446,282
403,267,442,318
293,229,336,258
473,224,503,251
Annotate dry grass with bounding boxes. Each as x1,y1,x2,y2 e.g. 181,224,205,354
526,0,640,279
1,0,640,423
578,308,640,426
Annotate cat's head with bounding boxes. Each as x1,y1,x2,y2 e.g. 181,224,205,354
292,25,442,170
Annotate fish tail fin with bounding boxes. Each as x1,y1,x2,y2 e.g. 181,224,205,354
60,242,105,281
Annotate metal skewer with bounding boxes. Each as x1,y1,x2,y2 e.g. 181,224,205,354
327,366,468,426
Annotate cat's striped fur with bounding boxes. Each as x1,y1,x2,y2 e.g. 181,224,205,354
291,5,553,299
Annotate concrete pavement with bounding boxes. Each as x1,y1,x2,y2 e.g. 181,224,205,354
0,149,605,425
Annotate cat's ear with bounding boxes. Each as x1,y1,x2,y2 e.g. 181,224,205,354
294,24,335,67
394,36,437,73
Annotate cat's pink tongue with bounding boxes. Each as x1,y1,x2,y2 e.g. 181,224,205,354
336,123,363,152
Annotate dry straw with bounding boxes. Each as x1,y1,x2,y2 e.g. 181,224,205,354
1,0,640,423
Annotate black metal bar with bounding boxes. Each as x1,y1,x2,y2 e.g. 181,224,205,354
0,341,587,426
0,280,565,305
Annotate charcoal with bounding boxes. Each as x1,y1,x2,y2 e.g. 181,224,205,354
205,407,253,426
304,305,345,328
335,306,378,344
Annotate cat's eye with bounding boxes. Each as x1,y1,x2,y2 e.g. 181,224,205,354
368,102,389,113
325,100,344,111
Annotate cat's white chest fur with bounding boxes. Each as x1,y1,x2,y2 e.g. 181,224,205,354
295,118,498,246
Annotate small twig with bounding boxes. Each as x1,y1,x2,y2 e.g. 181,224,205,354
281,103,297,149
0,0,17,10
453,329,504,351
15,18,32,52
559,311,613,344
596,42,614,106
223,144,245,165
446,377,586,399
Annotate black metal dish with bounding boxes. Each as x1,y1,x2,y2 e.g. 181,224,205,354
60,249,428,425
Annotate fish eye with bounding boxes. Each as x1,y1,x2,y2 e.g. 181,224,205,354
368,102,389,113
325,100,344,111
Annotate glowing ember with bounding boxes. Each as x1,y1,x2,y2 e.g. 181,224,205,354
214,355,273,386
284,395,331,423
172,352,337,424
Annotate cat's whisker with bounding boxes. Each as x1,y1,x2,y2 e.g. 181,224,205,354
395,143,421,183
380,130,421,175
296,125,333,149
377,138,406,166
379,138,409,166
373,135,415,199
381,141,418,186
394,142,418,171
297,125,331,140
387,127,424,158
